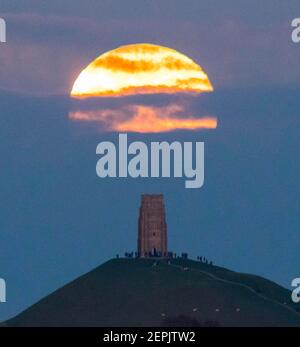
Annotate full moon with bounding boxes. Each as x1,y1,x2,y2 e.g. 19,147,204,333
71,43,213,98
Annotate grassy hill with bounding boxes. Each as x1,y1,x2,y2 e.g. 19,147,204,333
4,258,300,327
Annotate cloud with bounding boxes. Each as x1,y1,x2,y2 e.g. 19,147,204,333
69,103,217,133
91,51,198,73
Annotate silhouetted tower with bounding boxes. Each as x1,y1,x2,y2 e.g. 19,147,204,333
138,194,168,257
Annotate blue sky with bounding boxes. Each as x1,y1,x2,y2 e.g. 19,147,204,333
1,0,300,93
0,1,300,321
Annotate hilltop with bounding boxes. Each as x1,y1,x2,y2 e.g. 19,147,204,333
3,258,300,327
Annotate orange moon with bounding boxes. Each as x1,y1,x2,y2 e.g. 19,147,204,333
71,43,213,98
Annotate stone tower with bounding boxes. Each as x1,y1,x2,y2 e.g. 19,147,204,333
138,194,168,257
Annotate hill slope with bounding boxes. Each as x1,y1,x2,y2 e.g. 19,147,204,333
4,259,300,327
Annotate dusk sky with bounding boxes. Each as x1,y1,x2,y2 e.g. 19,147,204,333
0,0,300,321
